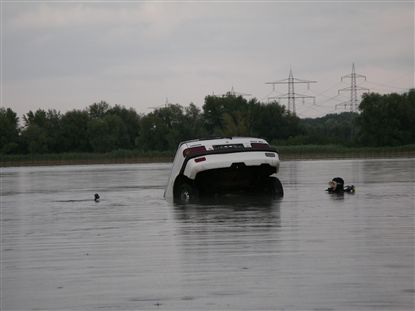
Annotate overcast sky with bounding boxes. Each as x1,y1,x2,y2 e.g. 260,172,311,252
2,1,414,119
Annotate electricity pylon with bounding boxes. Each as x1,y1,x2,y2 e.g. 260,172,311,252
266,68,316,114
223,86,252,97
336,63,369,112
147,97,171,110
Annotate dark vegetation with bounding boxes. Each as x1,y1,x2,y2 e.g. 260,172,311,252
1,90,414,161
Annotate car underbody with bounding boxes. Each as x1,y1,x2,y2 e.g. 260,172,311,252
194,163,276,195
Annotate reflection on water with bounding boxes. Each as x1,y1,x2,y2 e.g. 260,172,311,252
173,198,281,235
1,159,414,310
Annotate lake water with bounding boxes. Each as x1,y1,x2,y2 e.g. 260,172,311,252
1,158,414,310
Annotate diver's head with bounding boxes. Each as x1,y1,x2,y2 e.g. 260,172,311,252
328,180,337,190
329,177,344,192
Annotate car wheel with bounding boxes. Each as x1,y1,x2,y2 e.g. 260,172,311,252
176,182,199,203
265,177,284,197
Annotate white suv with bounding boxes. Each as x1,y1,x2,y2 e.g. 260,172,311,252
164,137,283,203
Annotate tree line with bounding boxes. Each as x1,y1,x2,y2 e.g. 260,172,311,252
1,90,414,155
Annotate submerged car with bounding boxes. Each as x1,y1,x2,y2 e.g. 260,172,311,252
164,137,283,203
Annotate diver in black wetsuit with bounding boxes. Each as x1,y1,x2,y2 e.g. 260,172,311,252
326,177,355,193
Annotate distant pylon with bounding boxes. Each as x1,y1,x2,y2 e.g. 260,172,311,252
337,63,369,112
266,68,316,114
147,97,171,110
222,86,251,97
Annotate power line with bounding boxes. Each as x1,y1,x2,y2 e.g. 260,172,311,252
265,67,317,114
310,81,343,97
364,80,410,91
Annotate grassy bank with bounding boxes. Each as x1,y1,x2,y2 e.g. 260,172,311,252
1,145,415,167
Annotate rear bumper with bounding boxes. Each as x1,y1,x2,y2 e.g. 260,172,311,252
182,151,280,180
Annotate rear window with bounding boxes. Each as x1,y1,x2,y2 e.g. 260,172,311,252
213,144,244,150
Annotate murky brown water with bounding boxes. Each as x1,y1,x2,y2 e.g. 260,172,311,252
1,158,414,310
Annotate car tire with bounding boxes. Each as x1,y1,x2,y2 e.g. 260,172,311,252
176,181,199,203
265,176,284,198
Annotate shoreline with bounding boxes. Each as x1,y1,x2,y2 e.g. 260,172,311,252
1,148,414,168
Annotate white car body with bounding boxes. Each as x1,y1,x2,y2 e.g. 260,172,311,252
164,137,281,201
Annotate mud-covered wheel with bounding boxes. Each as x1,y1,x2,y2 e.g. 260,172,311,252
176,182,199,203
264,176,284,197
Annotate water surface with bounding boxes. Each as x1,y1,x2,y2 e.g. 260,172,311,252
1,158,414,310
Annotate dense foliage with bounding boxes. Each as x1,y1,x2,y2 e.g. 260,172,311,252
0,108,20,154
1,90,414,154
357,90,415,146
287,112,358,146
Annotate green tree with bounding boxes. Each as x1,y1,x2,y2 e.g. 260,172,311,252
107,105,141,149
203,94,249,136
85,102,141,152
136,103,205,151
88,101,110,119
222,111,250,137
298,112,358,145
358,90,415,146
202,95,301,141
0,107,20,154
60,110,90,152
202,94,251,136
21,124,49,154
136,104,185,151
87,114,128,152
250,101,301,142
21,109,62,153
182,103,207,140
202,96,226,135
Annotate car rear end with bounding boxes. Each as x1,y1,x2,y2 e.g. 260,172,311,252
177,137,280,196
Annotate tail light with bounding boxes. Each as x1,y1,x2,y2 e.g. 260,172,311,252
183,146,207,157
194,157,206,163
